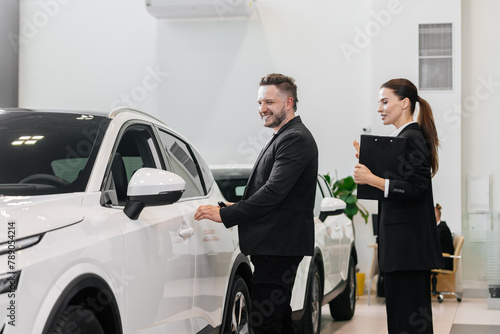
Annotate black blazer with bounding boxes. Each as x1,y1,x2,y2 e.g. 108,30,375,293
220,116,318,256
437,221,455,270
377,123,444,272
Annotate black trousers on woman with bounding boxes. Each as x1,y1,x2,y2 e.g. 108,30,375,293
249,255,303,334
384,270,433,334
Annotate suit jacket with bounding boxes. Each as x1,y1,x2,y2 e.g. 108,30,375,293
437,221,455,270
377,123,444,272
220,116,318,256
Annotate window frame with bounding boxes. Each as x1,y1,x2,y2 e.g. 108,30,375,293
101,121,167,206
155,126,213,199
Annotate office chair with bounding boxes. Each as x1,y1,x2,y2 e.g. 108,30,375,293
431,235,465,303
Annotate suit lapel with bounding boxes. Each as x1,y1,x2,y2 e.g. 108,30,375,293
243,116,301,199
253,134,276,168
243,134,276,199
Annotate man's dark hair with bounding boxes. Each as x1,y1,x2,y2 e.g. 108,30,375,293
259,73,299,111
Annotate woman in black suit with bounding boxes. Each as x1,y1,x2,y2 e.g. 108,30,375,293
353,78,444,334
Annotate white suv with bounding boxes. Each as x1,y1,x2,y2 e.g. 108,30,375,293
211,166,358,334
0,108,252,333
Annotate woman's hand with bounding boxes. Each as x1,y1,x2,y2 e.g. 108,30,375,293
353,140,360,159
353,163,372,185
354,163,386,191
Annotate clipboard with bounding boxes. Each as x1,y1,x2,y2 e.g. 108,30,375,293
357,134,407,200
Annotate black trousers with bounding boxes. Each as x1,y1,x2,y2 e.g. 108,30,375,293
249,255,303,334
384,270,433,334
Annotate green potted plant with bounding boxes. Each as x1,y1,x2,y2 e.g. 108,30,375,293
323,172,369,223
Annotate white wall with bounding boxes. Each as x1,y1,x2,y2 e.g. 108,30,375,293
369,0,462,235
156,0,372,181
461,0,500,290
462,0,500,216
0,0,19,107
18,0,158,115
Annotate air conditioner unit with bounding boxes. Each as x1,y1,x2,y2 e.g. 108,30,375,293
145,0,255,19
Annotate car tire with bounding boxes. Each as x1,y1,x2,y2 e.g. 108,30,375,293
329,256,356,321
225,275,251,334
299,262,322,334
48,305,105,334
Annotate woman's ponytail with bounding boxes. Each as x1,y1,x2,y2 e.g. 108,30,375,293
417,97,439,177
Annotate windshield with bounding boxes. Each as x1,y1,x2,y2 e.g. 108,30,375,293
0,110,110,196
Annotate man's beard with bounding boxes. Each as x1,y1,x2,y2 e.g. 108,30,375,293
263,104,287,128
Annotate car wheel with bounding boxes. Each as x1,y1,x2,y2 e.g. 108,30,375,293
299,262,322,334
329,256,356,321
48,305,105,334
225,275,251,334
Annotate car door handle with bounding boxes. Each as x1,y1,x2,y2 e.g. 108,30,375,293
179,227,194,238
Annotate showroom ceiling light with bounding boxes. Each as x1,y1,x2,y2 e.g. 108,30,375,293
11,135,44,146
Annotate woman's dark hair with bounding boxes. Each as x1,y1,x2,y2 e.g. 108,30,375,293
260,73,299,111
381,78,439,177
435,203,442,219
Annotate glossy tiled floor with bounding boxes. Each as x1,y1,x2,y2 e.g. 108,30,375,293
320,294,500,334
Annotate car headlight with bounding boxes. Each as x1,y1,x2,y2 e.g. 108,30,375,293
0,234,44,256
0,272,20,294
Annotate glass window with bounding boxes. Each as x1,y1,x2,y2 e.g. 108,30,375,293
52,158,87,183
158,130,204,198
103,125,164,205
0,111,110,196
191,147,214,193
419,23,453,90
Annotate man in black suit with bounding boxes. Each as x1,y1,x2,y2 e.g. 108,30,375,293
435,203,455,270
195,73,318,334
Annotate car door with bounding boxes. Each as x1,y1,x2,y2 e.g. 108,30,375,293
104,123,195,333
315,176,343,292
339,204,354,282
156,128,238,333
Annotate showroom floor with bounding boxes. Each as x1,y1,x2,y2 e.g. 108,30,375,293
320,294,500,334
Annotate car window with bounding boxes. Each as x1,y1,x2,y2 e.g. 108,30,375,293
0,111,109,196
157,130,204,198
52,158,87,183
103,124,164,205
191,147,214,193
211,168,251,203
216,176,248,202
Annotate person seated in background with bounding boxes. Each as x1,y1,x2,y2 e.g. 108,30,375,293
435,203,455,270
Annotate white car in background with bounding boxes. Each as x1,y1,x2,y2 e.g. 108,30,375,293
0,108,252,334
211,166,358,334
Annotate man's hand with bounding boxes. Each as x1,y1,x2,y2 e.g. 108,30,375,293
194,205,223,223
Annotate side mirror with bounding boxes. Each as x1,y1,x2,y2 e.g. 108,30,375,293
318,197,346,222
124,168,186,220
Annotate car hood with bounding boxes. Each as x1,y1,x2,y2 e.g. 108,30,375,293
0,194,84,242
